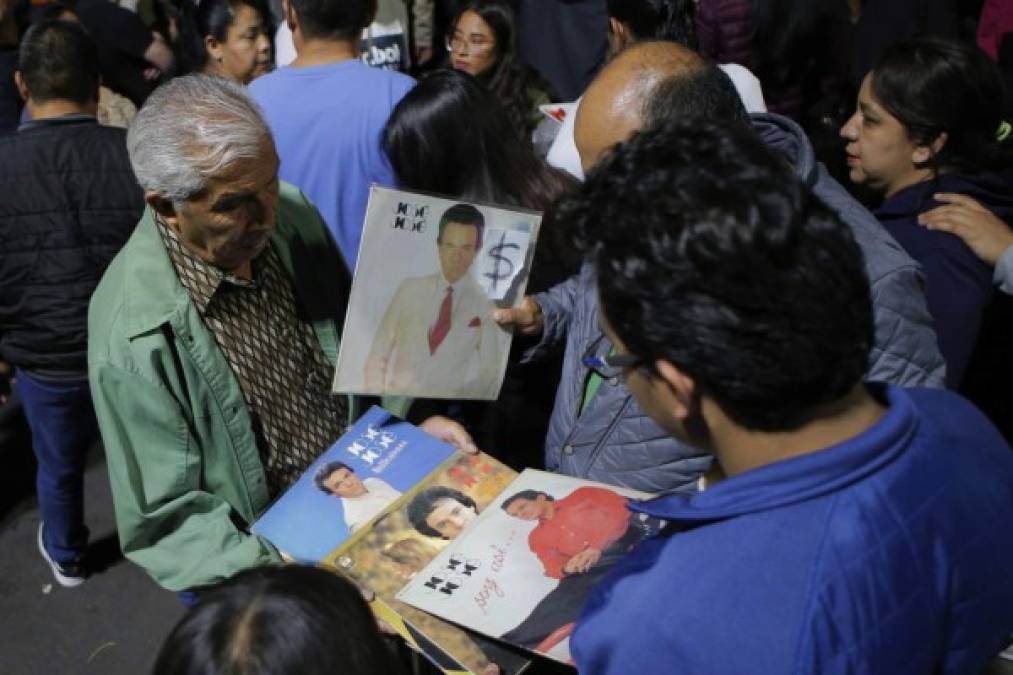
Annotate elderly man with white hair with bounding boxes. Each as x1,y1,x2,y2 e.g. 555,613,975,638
88,74,474,597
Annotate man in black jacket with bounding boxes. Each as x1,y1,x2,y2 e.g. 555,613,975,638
0,20,142,587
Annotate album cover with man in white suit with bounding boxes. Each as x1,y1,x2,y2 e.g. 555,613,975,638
333,187,541,400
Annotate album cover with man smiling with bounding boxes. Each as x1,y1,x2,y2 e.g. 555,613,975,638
251,405,457,561
333,186,541,400
397,470,660,664
251,406,530,674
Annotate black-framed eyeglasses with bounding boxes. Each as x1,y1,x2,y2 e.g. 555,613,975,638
581,336,643,381
445,34,495,54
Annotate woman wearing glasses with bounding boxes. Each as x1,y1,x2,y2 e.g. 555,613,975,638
445,0,556,142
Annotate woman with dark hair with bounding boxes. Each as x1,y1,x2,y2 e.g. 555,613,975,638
153,565,399,675
384,68,577,466
385,71,570,218
695,0,851,120
384,68,577,288
178,0,272,84
445,0,555,141
840,37,1013,388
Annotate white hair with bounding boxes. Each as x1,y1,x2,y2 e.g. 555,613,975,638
127,74,272,202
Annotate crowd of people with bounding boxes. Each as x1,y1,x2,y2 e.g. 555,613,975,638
2,0,1013,673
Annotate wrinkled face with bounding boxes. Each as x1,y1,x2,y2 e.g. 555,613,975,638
504,495,549,521
448,10,498,77
839,75,926,198
437,222,480,283
425,498,477,539
210,3,272,84
323,468,366,498
169,138,280,276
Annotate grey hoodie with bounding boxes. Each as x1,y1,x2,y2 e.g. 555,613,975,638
531,113,946,494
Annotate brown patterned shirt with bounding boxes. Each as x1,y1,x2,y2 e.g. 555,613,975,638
156,219,347,496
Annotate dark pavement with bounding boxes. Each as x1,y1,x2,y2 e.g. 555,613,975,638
0,394,184,675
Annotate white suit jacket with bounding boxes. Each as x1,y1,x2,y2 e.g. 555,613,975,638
364,273,506,398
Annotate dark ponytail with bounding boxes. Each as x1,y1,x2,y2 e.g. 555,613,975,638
177,0,238,75
871,37,1012,174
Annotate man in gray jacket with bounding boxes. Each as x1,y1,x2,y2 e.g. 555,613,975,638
495,41,946,494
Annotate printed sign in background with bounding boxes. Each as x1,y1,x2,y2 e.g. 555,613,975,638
360,1,411,72
360,27,408,72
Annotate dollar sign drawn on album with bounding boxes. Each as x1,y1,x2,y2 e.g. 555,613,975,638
484,231,519,293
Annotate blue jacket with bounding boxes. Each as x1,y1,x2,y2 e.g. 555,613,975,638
572,386,1013,674
875,172,1013,388
532,113,946,494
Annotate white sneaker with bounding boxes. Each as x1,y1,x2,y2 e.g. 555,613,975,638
37,522,86,588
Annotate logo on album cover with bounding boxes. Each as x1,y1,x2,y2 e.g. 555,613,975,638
392,202,429,233
345,424,399,466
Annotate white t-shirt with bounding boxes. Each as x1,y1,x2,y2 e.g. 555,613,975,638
342,477,402,531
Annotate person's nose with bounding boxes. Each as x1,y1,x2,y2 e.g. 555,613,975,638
840,112,859,141
246,191,277,232
256,33,270,56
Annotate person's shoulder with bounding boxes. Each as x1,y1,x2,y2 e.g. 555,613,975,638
357,64,416,103
397,272,440,293
248,68,289,100
324,60,415,98
26,121,130,159
0,126,28,155
359,62,414,87
571,485,617,498
385,67,416,91
88,234,137,360
366,476,397,490
277,181,327,233
80,123,133,158
905,387,1007,445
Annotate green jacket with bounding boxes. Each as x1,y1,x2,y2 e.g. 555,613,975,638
88,182,390,591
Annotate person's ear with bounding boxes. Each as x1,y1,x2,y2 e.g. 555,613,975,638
653,358,699,422
13,70,29,103
607,17,628,53
205,35,224,65
912,131,948,165
145,192,182,230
